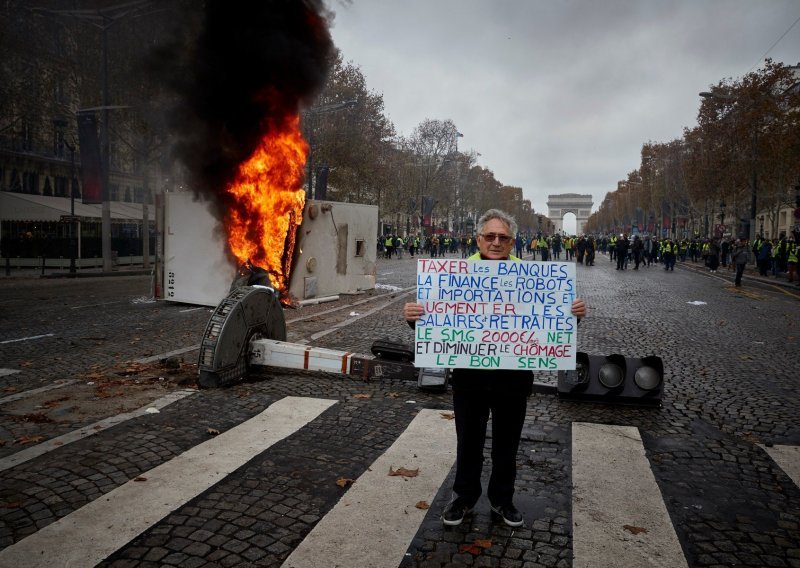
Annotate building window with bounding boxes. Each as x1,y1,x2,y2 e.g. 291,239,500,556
53,117,67,158
55,176,68,197
20,118,33,152
355,239,365,257
23,172,38,194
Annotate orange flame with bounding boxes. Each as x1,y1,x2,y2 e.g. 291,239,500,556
224,113,307,293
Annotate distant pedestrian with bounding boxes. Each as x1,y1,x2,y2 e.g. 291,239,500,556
757,239,772,276
731,238,749,287
707,239,720,273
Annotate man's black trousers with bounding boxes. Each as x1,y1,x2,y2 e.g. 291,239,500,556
452,388,528,507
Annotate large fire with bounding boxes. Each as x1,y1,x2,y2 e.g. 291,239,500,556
224,113,307,294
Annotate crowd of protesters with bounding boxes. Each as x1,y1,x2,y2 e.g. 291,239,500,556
378,231,798,286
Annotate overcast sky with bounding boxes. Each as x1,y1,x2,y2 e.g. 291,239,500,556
326,0,800,231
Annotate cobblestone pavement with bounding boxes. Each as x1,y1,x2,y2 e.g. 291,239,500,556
0,252,798,567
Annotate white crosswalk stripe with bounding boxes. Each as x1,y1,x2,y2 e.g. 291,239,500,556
282,408,457,568
571,422,688,568
759,444,800,486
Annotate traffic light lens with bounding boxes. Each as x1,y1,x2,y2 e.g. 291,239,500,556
575,361,589,384
634,366,661,390
598,363,624,388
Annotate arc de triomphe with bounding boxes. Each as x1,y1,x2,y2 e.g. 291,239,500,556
546,194,594,235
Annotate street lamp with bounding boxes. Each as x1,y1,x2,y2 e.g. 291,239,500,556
303,99,357,200
759,215,765,237
37,0,156,273
63,138,78,274
719,199,726,237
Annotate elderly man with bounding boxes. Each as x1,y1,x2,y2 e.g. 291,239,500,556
403,209,587,527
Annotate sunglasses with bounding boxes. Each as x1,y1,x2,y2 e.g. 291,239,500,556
480,233,512,243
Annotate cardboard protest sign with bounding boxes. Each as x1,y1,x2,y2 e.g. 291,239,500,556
413,258,577,371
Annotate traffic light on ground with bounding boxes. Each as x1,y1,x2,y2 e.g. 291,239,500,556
557,352,664,406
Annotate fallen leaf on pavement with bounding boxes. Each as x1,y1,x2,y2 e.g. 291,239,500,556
1,502,22,509
207,428,220,435
389,467,419,478
415,501,429,510
459,539,492,555
623,524,648,535
336,477,354,488
15,435,44,445
12,413,53,424
440,412,455,420
353,393,372,399
42,396,70,408
133,476,147,482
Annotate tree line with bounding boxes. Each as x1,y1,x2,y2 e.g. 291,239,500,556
585,60,800,239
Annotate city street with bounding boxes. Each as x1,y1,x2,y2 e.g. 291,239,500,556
1,252,799,567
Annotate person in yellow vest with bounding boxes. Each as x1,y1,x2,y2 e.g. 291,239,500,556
384,235,394,259
403,209,586,528
538,235,550,261
787,237,797,283
608,234,617,262
662,239,677,271
564,236,574,261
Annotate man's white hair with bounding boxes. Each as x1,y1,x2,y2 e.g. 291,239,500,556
476,209,518,237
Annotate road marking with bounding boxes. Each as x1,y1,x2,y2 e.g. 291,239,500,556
0,368,21,378
759,444,800,488
0,379,76,405
70,300,124,309
282,408,456,568
0,396,337,568
0,333,54,345
0,389,197,473
285,286,414,324
179,307,206,313
298,293,414,344
572,422,687,568
135,344,201,364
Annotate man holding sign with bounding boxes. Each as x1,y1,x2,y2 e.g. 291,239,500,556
404,209,587,527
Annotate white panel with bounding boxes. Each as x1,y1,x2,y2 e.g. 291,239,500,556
164,192,236,306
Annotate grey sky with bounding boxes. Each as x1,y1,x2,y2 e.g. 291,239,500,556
327,0,800,228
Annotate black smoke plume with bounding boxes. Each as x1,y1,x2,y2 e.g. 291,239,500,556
154,0,334,213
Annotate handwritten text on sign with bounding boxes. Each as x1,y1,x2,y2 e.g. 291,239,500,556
414,258,577,370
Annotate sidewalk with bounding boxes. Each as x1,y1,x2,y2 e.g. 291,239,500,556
678,259,800,290
0,265,153,279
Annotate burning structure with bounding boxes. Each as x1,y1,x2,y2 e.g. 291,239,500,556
149,1,378,385
163,192,377,306
155,0,341,301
